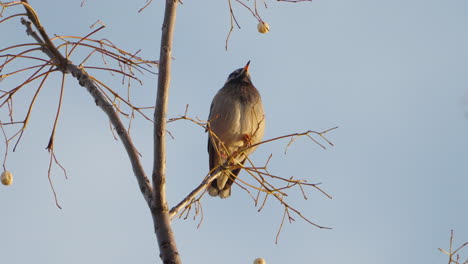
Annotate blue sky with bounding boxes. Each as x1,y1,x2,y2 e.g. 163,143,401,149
1,0,467,263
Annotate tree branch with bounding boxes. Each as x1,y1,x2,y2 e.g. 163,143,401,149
68,63,154,204
169,167,222,219
16,1,181,262
151,0,181,263
19,8,153,206
20,0,68,72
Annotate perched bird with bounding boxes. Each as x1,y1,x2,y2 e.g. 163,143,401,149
207,61,265,198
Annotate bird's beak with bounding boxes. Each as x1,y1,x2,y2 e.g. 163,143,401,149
243,60,251,73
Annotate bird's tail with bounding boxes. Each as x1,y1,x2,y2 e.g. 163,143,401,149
207,167,242,199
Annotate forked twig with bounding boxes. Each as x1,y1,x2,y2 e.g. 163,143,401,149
438,230,468,264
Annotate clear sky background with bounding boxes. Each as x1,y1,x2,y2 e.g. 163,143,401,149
1,0,467,263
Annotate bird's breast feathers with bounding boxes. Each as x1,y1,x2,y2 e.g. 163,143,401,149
210,100,264,149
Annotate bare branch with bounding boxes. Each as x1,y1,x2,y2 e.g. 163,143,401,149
46,72,66,152
226,0,241,51
47,149,62,209
20,0,68,72
224,0,312,48
138,0,154,13
0,122,10,171
68,64,154,203
439,230,468,264
167,111,335,235
169,167,222,219
151,0,182,262
16,7,154,206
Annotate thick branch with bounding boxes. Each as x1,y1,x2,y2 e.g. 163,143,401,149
152,0,181,263
19,15,153,206
68,64,153,204
19,1,181,262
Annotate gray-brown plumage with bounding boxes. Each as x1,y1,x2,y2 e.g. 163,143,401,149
207,61,265,198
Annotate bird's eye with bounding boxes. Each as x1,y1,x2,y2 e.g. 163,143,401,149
228,72,236,79
227,69,242,80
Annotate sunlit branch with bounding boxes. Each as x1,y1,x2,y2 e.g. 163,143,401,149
167,108,335,233
438,230,468,264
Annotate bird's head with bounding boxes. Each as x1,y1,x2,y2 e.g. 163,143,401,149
225,61,252,84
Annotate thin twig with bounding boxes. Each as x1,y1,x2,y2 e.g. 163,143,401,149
47,149,62,209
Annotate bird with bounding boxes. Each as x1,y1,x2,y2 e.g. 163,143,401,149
207,61,265,198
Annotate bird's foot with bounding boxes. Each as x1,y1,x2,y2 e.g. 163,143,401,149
243,133,253,146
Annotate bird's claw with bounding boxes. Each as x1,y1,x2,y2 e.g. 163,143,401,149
243,134,253,146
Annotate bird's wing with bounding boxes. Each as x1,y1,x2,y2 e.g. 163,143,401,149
207,98,223,172
248,98,266,145
208,137,215,172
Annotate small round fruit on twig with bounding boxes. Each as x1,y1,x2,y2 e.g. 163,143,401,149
1,171,13,186
257,22,270,34
253,258,266,264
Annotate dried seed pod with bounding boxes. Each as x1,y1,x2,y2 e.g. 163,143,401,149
1,171,13,186
253,258,266,264
257,22,270,34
